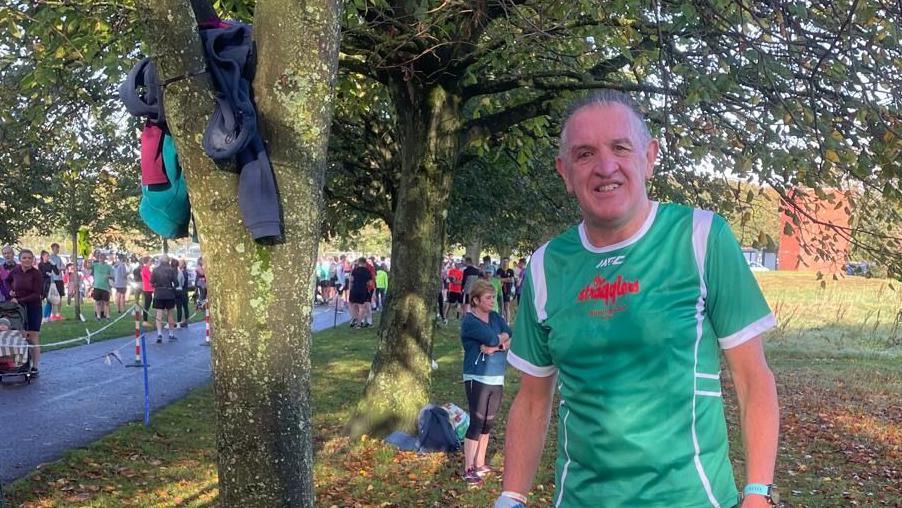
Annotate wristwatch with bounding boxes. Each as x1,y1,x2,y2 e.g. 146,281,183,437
741,483,779,505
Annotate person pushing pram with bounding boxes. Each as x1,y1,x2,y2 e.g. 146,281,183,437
0,313,35,384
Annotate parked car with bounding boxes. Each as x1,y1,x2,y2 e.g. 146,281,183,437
845,261,871,276
747,260,770,272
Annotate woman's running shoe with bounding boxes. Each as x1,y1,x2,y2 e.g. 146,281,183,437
463,468,483,488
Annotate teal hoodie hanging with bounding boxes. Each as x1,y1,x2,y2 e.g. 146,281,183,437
139,134,191,238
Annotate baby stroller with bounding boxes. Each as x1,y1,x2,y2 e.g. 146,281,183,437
0,301,33,384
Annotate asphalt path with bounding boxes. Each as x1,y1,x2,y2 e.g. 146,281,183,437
0,303,349,483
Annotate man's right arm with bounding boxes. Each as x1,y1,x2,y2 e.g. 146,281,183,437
502,372,556,501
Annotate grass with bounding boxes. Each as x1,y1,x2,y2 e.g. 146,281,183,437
28,296,204,351
4,272,901,507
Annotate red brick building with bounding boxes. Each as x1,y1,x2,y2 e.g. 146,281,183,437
777,189,852,273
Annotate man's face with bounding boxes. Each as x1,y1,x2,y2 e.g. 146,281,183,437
51,245,59,254
556,103,658,232
2,248,13,262
501,259,509,269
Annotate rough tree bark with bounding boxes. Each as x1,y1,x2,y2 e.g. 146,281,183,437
135,0,341,505
348,80,460,437
465,242,482,264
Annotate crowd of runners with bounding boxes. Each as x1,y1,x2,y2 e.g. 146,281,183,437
440,256,527,325
312,253,529,330
315,254,389,328
0,244,208,375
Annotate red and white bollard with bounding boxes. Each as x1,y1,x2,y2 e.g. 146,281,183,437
204,302,211,344
130,306,143,366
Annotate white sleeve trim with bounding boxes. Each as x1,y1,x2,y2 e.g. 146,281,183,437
530,242,550,321
718,313,776,349
507,350,558,377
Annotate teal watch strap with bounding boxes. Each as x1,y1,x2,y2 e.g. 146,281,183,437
743,483,770,497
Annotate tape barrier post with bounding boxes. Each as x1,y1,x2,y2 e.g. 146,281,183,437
201,301,211,346
141,334,151,427
127,307,143,367
333,288,339,327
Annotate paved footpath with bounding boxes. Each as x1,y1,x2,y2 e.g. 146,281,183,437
0,304,349,483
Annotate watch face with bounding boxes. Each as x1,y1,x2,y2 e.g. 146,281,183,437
769,485,780,504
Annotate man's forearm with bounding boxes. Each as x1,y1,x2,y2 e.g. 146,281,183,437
502,387,554,497
738,368,779,485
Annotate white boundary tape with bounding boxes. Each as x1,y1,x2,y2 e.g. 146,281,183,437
8,303,203,351
6,304,140,350
2,302,203,367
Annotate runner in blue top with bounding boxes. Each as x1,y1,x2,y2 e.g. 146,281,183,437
494,91,779,508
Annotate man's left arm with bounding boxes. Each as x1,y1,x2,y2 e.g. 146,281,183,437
723,335,779,508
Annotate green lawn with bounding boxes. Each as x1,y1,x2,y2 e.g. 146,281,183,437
4,272,900,507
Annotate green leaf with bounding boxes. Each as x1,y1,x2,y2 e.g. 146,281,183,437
7,18,23,39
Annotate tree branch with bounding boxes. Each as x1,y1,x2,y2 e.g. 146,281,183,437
463,92,556,141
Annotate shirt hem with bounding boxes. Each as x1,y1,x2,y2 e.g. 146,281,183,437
463,374,505,385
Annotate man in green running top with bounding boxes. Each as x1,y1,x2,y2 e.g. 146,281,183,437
493,90,779,508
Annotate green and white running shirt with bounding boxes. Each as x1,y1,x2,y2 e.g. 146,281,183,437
510,202,775,508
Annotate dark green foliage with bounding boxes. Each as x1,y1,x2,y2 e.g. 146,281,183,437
331,0,900,271
0,1,145,244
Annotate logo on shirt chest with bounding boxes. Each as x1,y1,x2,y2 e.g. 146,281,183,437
595,255,625,268
578,275,640,304
577,274,640,318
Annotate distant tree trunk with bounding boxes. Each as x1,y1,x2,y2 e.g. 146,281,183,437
348,83,460,437
136,0,341,505
70,228,80,318
498,246,512,261
161,237,169,254
465,241,482,263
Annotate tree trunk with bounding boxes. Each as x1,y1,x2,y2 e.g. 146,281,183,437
70,229,80,319
136,1,341,506
465,241,482,263
348,83,461,437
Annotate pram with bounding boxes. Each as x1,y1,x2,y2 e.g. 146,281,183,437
0,301,34,384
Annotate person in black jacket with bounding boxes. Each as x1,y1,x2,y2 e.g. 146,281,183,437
37,250,58,323
172,258,190,328
347,257,373,328
151,255,178,343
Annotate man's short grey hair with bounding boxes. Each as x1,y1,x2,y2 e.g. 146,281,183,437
558,89,652,159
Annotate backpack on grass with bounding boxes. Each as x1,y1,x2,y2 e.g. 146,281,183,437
417,404,460,453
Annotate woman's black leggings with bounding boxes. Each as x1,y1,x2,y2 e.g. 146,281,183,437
175,290,189,322
465,380,503,440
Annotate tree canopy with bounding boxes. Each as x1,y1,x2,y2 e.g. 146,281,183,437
0,0,144,245
327,1,899,269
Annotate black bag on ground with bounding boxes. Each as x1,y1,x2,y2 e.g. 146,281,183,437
417,404,460,453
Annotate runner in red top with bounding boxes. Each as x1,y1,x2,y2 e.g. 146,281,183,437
444,262,464,320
